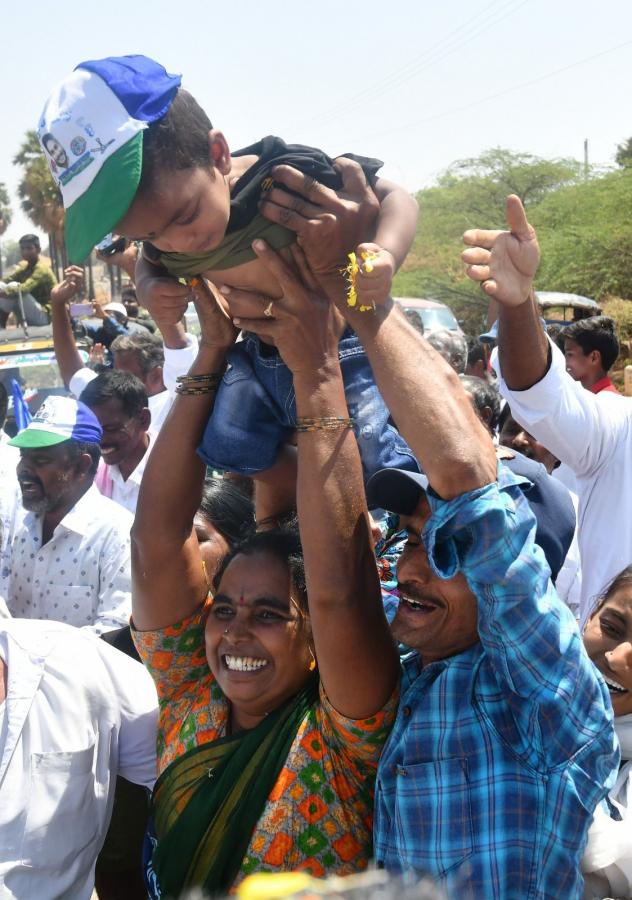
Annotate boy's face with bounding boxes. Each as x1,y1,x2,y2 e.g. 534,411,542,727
116,132,232,254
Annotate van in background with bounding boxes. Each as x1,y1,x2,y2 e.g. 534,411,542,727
393,297,462,335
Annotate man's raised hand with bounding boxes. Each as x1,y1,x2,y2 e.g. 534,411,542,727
462,195,540,307
51,265,84,306
259,157,379,277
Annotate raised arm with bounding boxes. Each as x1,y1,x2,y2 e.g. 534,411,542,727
345,305,496,498
227,242,399,719
131,281,236,631
371,177,419,270
258,161,496,498
461,195,547,391
50,266,88,388
463,195,629,477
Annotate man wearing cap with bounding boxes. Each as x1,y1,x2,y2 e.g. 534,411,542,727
243,171,617,898
356,318,617,898
81,298,152,348
0,235,57,328
4,396,132,633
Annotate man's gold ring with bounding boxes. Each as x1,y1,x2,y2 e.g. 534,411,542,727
263,301,274,318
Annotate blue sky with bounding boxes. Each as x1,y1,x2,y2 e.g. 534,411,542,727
2,0,631,243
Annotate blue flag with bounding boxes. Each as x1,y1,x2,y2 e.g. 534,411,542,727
10,379,32,432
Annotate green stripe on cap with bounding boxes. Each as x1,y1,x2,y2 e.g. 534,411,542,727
9,430,72,449
65,130,144,263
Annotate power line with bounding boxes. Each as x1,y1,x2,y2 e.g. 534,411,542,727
295,0,530,131
346,37,632,145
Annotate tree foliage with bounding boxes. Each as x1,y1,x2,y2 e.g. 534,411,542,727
533,168,632,299
2,240,21,269
393,148,583,335
615,137,632,169
0,182,11,237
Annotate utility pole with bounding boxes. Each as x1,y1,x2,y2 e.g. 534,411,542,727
584,139,589,179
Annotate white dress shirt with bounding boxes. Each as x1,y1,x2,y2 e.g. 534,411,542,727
494,339,632,621
0,619,157,900
5,485,132,634
94,432,153,515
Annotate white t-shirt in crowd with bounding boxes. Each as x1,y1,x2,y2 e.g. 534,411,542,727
494,339,632,622
0,619,157,900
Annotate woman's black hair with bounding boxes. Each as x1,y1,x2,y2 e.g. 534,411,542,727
139,89,213,194
590,564,632,617
212,522,308,614
198,476,255,547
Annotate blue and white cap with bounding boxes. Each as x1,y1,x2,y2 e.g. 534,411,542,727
37,55,182,263
9,396,103,448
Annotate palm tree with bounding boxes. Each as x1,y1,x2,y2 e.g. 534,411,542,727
13,130,66,277
0,183,12,278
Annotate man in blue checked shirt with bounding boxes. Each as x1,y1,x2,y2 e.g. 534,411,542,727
353,224,617,896
245,159,618,898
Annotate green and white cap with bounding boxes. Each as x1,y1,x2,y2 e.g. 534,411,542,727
37,55,181,263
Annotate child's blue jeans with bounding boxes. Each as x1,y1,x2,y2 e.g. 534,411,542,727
198,330,419,480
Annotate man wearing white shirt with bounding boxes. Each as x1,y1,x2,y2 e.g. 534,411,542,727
463,194,632,623
0,617,157,899
5,396,132,634
80,370,152,515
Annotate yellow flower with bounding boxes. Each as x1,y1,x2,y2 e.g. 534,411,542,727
342,250,379,312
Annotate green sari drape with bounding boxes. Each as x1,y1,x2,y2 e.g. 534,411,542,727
151,673,319,897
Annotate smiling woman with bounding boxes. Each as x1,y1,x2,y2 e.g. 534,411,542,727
583,565,632,717
130,257,398,897
581,565,632,895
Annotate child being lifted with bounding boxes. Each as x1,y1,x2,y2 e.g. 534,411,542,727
38,55,419,479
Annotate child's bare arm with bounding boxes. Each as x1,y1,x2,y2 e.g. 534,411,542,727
371,177,419,268
135,253,191,330
354,177,418,308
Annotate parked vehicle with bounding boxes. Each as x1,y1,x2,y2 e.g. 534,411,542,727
0,326,90,435
535,292,602,325
392,297,463,335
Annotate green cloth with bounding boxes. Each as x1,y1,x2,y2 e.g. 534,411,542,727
157,213,296,278
3,259,57,313
152,672,319,897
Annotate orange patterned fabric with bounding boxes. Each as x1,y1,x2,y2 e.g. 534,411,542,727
133,606,397,885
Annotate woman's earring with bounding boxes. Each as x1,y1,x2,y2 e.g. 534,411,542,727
309,647,316,672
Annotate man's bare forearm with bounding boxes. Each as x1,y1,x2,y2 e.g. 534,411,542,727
348,301,496,498
159,321,190,349
497,292,550,391
51,303,84,388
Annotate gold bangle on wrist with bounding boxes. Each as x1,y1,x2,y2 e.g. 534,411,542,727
175,384,219,396
176,372,224,388
295,416,354,433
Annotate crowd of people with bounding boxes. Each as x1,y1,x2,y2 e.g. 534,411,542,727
0,53,631,900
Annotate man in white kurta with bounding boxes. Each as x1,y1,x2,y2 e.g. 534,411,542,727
464,194,632,623
0,618,157,899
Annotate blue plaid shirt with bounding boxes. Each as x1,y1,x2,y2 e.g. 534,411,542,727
374,470,618,899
